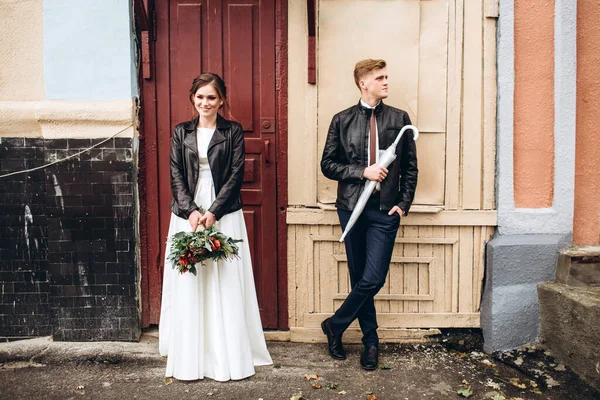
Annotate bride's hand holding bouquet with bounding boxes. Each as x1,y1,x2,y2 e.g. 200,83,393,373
169,206,243,276
188,208,217,230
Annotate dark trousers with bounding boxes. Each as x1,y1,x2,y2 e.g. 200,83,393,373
330,196,400,347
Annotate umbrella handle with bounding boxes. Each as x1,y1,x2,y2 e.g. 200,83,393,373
392,125,419,147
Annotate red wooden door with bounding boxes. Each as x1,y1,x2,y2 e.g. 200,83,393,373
152,0,278,328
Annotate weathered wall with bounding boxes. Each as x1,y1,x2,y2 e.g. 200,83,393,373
573,0,600,245
0,0,44,101
0,137,137,341
0,1,139,341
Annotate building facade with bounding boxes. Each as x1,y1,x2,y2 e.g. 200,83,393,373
0,0,597,349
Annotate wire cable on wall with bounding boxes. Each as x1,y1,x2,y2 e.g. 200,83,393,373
0,124,134,180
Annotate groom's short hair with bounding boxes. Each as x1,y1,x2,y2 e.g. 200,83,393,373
353,59,387,89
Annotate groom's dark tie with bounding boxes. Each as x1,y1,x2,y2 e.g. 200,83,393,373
369,109,377,165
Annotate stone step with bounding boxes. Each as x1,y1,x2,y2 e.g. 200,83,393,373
556,246,600,287
538,283,600,391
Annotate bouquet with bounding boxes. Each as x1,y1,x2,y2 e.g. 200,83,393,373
168,208,243,275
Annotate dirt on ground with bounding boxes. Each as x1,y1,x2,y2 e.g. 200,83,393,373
1,331,598,400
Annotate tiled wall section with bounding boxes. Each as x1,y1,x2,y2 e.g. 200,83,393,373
0,138,50,337
0,137,139,341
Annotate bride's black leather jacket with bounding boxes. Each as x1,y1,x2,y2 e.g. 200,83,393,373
321,100,418,215
169,114,244,220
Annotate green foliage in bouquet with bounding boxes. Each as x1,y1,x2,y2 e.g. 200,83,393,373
168,225,243,275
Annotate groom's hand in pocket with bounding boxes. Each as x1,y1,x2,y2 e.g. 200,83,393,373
388,206,404,217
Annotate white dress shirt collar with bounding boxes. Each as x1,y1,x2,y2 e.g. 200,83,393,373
360,99,381,109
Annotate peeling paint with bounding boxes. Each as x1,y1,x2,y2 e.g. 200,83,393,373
77,263,89,287
52,174,65,211
24,205,33,259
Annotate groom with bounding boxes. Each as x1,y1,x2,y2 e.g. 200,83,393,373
320,59,418,370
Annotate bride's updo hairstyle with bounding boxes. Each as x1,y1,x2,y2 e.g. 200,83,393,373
189,73,228,107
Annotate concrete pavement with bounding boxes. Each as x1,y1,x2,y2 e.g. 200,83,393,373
1,331,598,399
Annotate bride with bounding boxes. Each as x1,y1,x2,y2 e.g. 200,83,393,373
159,72,272,381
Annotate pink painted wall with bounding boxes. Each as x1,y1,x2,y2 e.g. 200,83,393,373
513,0,555,208
573,0,600,245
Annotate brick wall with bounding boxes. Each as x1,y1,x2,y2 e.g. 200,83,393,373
0,137,139,341
0,138,50,337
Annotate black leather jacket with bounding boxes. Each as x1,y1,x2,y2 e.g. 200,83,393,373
321,100,418,215
169,114,244,220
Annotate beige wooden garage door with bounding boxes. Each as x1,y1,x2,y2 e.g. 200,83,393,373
286,0,497,342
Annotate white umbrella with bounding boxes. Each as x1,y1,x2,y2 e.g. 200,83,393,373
339,125,419,242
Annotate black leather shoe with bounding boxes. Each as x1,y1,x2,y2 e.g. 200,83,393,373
321,317,346,360
360,346,378,370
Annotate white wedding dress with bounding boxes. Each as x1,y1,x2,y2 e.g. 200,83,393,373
159,127,272,381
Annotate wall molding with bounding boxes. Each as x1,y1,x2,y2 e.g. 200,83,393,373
0,100,135,138
287,207,498,226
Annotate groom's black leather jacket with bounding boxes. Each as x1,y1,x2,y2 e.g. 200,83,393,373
169,114,244,221
321,100,418,215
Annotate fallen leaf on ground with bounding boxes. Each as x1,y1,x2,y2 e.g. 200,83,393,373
461,379,470,385
482,359,497,367
325,382,338,390
492,394,506,400
367,395,378,400
514,357,524,366
290,392,304,400
311,381,322,389
486,380,501,390
366,391,373,395
554,364,566,372
509,378,526,389
457,386,473,398
165,378,173,385
338,390,347,395
545,377,560,388
531,388,543,395
377,363,391,370
304,374,318,381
